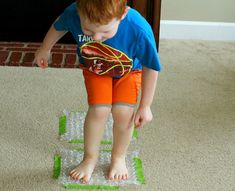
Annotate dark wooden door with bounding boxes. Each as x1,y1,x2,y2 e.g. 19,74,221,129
0,0,75,43
128,0,162,50
0,0,161,48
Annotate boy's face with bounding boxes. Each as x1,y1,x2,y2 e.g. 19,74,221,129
80,16,121,42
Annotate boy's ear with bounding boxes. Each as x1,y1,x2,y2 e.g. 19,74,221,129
121,7,130,20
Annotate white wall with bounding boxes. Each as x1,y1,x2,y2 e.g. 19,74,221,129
161,0,235,22
160,0,235,41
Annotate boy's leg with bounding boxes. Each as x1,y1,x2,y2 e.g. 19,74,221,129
109,105,135,180
70,106,111,182
108,71,142,180
70,70,112,183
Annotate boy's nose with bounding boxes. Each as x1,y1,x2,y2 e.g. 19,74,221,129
92,33,102,41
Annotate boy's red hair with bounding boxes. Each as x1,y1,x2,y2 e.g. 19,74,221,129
76,0,127,24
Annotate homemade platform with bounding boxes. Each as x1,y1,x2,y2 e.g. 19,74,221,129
59,110,139,144
53,149,145,190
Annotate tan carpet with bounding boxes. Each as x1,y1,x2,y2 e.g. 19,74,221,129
0,40,234,191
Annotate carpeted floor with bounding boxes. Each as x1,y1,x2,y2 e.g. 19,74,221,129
0,40,234,191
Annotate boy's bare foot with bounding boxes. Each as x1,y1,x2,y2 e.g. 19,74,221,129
69,158,97,183
108,156,128,181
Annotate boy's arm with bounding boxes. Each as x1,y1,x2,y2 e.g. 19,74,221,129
35,24,67,68
134,66,159,128
41,25,67,51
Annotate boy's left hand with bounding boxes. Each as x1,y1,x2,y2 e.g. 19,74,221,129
134,106,153,128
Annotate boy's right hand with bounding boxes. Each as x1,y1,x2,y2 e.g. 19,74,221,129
35,48,50,69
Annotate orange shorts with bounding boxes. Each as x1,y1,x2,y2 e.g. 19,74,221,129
83,70,142,106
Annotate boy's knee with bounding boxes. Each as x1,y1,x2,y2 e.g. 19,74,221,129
111,105,134,124
88,105,111,119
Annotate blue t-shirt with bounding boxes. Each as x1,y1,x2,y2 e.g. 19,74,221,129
54,2,161,77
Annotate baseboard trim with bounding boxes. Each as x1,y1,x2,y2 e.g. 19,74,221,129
160,20,235,41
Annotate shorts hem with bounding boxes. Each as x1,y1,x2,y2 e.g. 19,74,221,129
89,104,112,108
112,102,135,107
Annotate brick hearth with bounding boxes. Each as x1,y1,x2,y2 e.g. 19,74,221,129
0,42,78,68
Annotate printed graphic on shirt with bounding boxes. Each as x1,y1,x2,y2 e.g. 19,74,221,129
80,41,133,77
77,34,93,42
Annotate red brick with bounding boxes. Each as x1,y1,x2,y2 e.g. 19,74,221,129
22,52,35,67
27,44,62,49
0,42,80,68
53,44,62,49
0,51,9,65
64,54,77,68
27,44,41,48
0,42,25,47
51,48,76,54
63,44,77,50
51,53,63,68
6,47,37,52
9,52,22,66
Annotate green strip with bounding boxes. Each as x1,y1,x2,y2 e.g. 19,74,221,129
69,131,137,143
59,115,67,135
101,149,112,152
69,139,84,144
76,148,112,152
132,128,139,139
133,157,145,184
53,155,61,179
100,140,112,144
64,184,119,190
76,148,84,152
69,139,112,145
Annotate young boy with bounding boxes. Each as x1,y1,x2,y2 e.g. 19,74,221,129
35,0,161,183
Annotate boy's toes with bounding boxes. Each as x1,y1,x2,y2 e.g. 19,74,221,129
114,174,121,181
108,172,115,180
69,169,77,177
122,175,126,180
114,174,119,181
109,172,129,181
82,175,91,183
70,172,78,179
110,174,128,181
72,173,82,180
76,173,85,180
